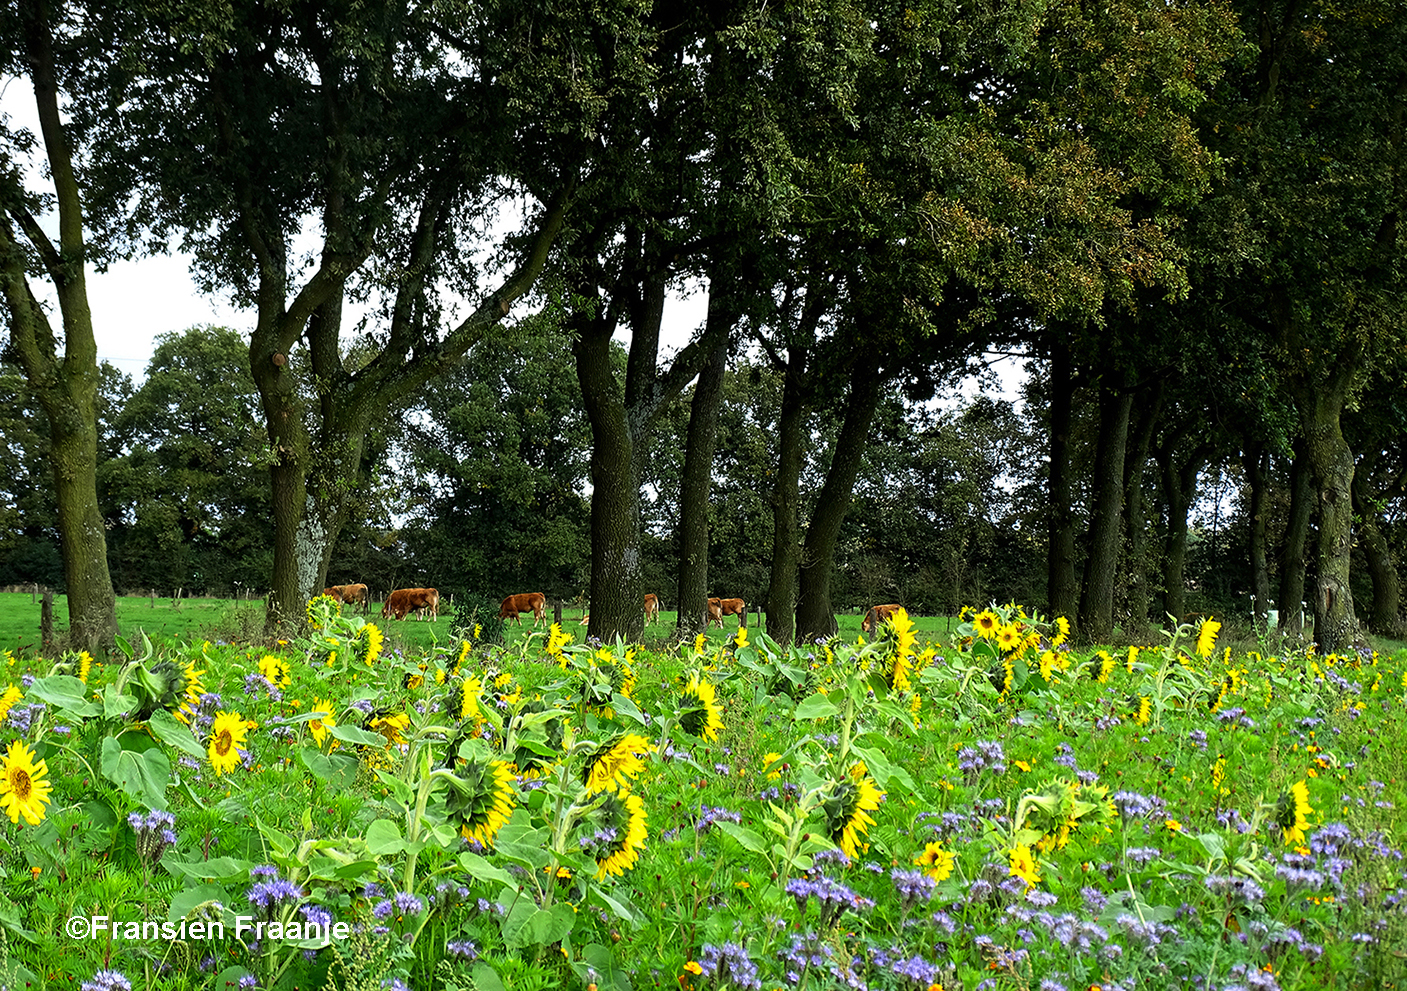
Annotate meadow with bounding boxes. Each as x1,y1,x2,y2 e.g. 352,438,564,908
0,597,1404,991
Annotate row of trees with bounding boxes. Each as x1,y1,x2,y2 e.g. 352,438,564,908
3,0,1404,652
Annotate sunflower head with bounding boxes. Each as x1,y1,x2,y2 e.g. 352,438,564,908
1275,780,1313,845
1195,617,1222,658
308,699,337,747
914,840,954,881
355,624,384,666
306,594,341,630
582,733,652,794
208,710,249,776
587,789,648,879
0,740,53,825
445,758,516,848
972,609,1001,639
1007,843,1042,888
677,672,724,742
820,763,882,859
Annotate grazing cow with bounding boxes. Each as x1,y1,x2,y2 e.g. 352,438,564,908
861,603,903,635
500,592,547,628
382,587,439,621
323,583,370,614
707,596,746,628
644,593,661,625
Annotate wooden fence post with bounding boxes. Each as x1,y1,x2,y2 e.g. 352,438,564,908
40,591,54,652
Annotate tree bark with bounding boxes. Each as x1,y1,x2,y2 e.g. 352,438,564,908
795,361,884,641
0,0,118,654
765,347,809,646
674,322,731,640
1120,379,1163,635
1297,376,1359,653
1157,435,1210,624
1351,455,1404,636
1278,437,1313,634
1046,339,1080,622
1078,378,1133,641
1244,441,1272,624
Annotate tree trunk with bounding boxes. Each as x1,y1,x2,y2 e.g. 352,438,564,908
1158,438,1209,624
0,0,118,654
1278,437,1313,634
765,348,808,646
674,327,730,640
1299,381,1359,653
1351,458,1404,636
1078,379,1133,641
1046,340,1079,622
1244,441,1271,624
795,362,884,641
1120,380,1163,635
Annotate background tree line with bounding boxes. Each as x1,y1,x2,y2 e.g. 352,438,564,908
2,0,1403,652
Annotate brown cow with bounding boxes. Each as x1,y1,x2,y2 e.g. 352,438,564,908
500,592,547,628
707,596,746,628
382,587,439,621
861,603,903,635
644,593,661,625
324,583,370,614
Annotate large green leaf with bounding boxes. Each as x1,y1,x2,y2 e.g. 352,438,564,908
100,735,170,809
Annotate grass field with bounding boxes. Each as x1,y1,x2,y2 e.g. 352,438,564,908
0,592,969,659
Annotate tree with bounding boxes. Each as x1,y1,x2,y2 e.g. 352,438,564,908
101,326,271,594
92,0,655,633
0,0,126,651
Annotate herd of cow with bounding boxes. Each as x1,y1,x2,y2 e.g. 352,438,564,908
323,582,905,633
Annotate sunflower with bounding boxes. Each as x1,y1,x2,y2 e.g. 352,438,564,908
822,763,883,860
677,672,724,742
370,711,410,747
1195,617,1222,658
995,624,1023,655
914,840,955,882
258,654,291,688
305,594,340,629
880,608,916,692
77,650,93,683
356,624,384,666
1130,695,1152,726
972,610,1001,639
582,733,652,794
0,685,23,723
456,676,483,722
308,699,337,747
1093,650,1115,683
452,640,471,676
1275,780,1313,846
0,740,53,825
1052,616,1070,647
1008,843,1042,888
762,752,784,781
734,627,749,650
547,623,573,666
209,711,249,775
446,758,517,848
591,789,648,879
1126,646,1140,673
1038,651,1057,683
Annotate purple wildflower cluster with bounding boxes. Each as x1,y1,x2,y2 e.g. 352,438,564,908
890,868,937,911
6,701,45,734
246,866,305,916
128,809,177,864
1110,790,1166,821
243,672,282,703
697,942,761,990
80,972,132,991
695,805,742,835
956,740,1007,780
785,871,876,926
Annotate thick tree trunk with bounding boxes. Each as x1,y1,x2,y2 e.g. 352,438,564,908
1278,437,1313,634
1299,382,1358,653
1078,379,1133,641
1120,380,1163,635
1158,438,1209,624
0,0,118,654
1351,460,1404,636
1046,340,1079,622
765,348,808,646
674,330,730,640
795,362,884,641
1244,442,1271,624
576,317,647,644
